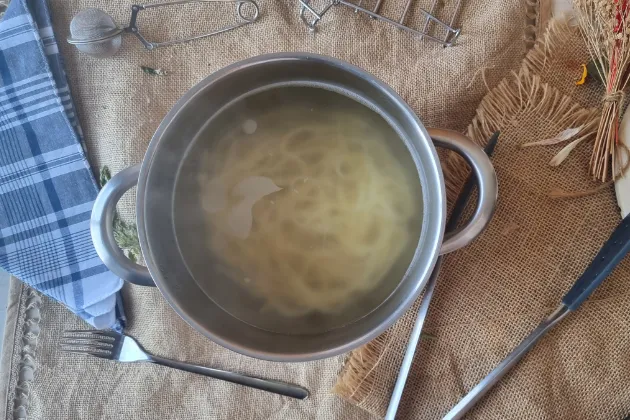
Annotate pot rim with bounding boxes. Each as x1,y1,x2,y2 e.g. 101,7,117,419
136,52,446,362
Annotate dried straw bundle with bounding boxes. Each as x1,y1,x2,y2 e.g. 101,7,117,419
574,0,630,181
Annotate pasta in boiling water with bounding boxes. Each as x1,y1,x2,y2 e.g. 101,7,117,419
198,108,419,317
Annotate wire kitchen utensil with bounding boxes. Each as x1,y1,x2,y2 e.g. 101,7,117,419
60,329,309,399
443,211,630,419
298,0,462,46
67,0,260,58
384,132,499,420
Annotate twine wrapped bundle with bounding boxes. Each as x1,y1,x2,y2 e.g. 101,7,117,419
574,0,630,181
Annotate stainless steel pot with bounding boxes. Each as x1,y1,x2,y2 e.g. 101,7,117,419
91,53,497,362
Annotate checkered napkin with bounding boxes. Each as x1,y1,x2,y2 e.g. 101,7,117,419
0,0,125,329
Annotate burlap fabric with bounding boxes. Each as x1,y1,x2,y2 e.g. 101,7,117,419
521,18,602,109
1,278,381,419
0,0,532,419
52,0,531,224
335,18,630,419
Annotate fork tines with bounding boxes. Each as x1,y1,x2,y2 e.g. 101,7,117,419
60,329,121,359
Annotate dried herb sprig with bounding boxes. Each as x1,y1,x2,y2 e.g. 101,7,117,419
140,65,168,76
574,0,630,181
99,166,141,262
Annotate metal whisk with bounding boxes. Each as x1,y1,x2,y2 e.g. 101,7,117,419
299,0,462,47
68,0,260,58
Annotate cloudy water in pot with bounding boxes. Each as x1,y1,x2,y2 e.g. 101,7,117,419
174,86,423,335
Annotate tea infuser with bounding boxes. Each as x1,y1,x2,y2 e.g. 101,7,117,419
298,0,462,47
67,0,260,58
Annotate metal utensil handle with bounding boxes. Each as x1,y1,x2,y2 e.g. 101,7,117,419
91,164,155,287
445,212,630,419
149,355,309,399
428,128,498,254
385,132,499,420
385,258,442,420
443,305,570,420
128,0,259,50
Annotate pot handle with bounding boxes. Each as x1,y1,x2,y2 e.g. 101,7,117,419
428,128,498,255
91,164,155,287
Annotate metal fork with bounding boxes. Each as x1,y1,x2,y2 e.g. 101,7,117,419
60,330,309,399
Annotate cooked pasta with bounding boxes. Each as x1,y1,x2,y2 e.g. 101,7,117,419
198,104,419,317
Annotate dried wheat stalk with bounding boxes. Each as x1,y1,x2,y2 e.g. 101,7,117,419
574,0,630,181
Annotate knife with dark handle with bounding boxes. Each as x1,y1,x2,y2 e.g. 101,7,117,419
443,212,630,420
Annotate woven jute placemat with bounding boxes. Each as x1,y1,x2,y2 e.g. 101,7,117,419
0,0,533,418
51,0,531,222
335,19,630,419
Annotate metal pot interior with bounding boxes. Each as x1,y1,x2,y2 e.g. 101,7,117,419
138,54,444,361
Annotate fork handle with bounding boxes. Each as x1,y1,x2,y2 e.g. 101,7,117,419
148,355,309,399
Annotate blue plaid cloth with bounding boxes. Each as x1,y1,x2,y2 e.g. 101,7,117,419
0,0,125,329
